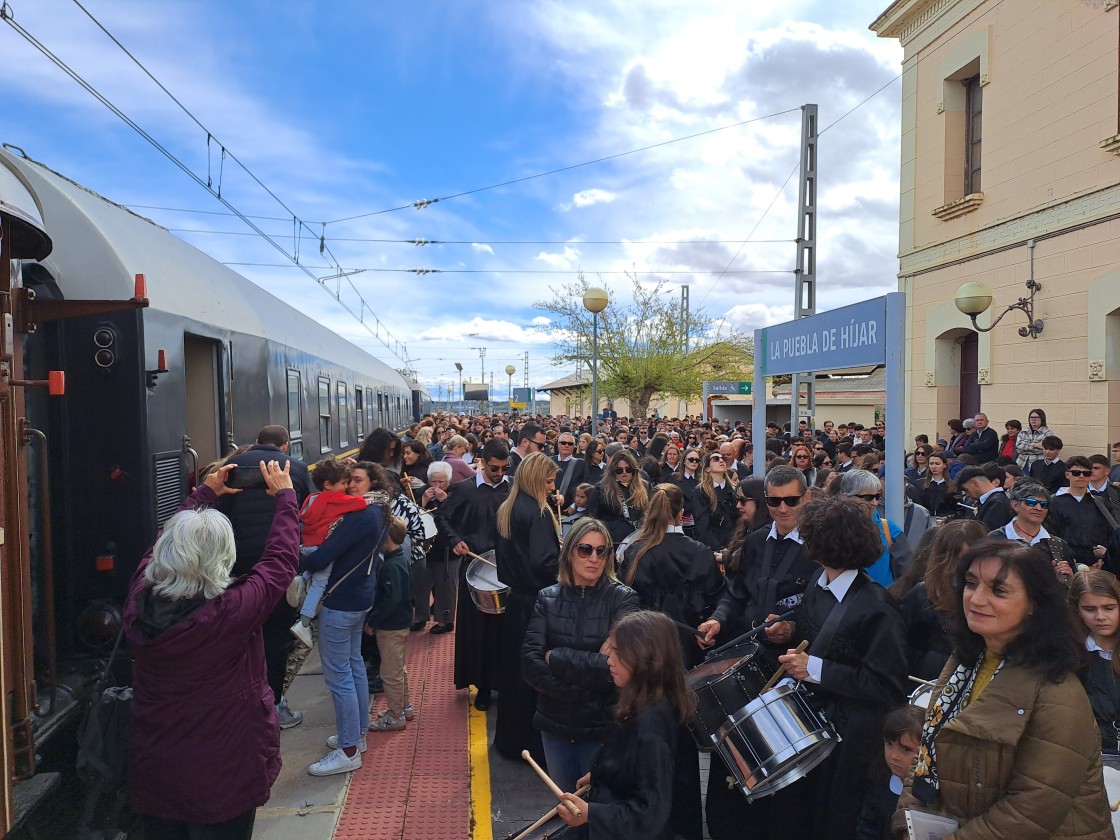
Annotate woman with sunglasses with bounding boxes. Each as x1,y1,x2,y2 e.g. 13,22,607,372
790,443,816,488
838,469,910,587
522,518,638,794
695,453,738,552
494,452,563,762
583,439,607,479
587,451,651,545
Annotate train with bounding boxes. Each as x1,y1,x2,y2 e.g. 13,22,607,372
0,144,429,834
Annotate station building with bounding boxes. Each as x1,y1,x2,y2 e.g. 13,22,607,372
872,0,1120,452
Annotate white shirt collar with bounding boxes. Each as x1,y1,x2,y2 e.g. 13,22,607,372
817,568,859,603
1002,520,1050,546
713,481,726,489
931,478,945,485
667,524,684,534
1090,480,1109,493
1053,487,1084,499
766,523,804,544
1087,637,1113,659
978,487,1004,504
476,471,508,488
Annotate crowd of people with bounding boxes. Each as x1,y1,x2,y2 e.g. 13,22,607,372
118,407,1120,840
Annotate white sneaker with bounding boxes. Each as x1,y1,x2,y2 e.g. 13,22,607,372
308,748,362,776
290,620,313,648
404,703,415,721
326,734,367,753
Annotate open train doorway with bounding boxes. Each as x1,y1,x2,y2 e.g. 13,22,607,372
184,335,223,470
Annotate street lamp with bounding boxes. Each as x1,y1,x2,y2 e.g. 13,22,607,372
505,364,516,413
954,275,1044,339
582,287,609,424
454,362,463,414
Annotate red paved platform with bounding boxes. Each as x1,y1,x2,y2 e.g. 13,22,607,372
333,629,471,840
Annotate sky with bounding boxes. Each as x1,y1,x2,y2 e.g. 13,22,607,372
1,0,904,403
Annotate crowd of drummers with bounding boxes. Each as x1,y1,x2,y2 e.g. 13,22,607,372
124,407,1120,839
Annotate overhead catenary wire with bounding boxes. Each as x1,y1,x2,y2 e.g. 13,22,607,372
222,263,796,276
163,228,793,246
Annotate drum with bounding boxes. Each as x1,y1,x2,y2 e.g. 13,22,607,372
560,514,579,540
686,645,838,802
908,683,935,711
466,553,509,615
419,511,438,541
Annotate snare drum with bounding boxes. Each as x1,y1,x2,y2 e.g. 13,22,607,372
466,553,509,615
908,683,935,711
419,511,438,541
687,645,838,802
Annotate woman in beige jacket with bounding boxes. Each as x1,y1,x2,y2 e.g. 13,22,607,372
893,539,1114,840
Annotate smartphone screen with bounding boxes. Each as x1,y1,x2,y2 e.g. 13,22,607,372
226,465,266,489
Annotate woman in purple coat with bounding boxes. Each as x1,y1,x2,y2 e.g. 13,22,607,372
124,460,299,840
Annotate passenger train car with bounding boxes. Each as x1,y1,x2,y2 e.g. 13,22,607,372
0,145,426,833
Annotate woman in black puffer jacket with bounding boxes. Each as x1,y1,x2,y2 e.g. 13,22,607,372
522,517,639,793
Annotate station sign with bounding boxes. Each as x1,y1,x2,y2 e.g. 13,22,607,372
759,297,890,377
707,381,752,395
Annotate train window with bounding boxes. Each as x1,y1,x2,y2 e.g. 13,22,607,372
318,376,331,452
287,370,303,460
355,387,364,441
365,387,373,432
337,382,350,449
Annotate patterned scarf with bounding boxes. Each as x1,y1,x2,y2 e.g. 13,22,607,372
911,652,1003,804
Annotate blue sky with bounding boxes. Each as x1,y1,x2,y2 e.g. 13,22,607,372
2,0,903,402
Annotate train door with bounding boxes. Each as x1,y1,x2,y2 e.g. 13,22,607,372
376,389,384,429
183,335,222,471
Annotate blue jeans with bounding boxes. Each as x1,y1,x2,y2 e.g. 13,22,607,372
319,607,370,749
540,732,601,793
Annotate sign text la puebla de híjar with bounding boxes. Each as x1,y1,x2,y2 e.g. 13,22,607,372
759,296,890,377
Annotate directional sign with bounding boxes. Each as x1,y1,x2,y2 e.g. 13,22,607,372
511,387,532,409
707,381,752,396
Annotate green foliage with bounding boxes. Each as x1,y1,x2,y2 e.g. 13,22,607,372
535,272,753,417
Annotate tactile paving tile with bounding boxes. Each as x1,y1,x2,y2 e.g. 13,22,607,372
332,630,470,840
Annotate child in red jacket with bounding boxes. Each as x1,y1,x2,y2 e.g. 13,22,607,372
291,458,367,647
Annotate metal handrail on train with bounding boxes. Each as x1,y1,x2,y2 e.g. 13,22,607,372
20,424,57,721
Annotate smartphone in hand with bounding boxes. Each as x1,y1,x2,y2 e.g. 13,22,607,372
225,465,266,489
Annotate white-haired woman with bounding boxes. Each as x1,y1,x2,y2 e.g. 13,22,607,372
125,460,298,840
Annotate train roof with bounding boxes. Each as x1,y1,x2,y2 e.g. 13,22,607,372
0,147,408,387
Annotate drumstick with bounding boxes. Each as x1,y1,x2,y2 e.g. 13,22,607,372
908,675,937,686
507,785,591,840
761,640,809,693
464,550,497,568
521,750,581,818
1111,797,1120,813
670,618,708,640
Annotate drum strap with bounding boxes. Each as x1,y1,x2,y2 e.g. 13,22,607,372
558,457,578,499
807,577,857,659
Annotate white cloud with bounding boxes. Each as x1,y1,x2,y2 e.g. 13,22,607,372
471,242,495,255
556,187,617,212
415,317,565,344
531,316,552,326
535,245,581,269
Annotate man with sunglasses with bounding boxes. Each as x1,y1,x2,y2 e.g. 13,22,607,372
989,481,1075,580
508,422,547,474
956,465,1014,531
1047,455,1118,573
552,432,587,503
436,439,512,711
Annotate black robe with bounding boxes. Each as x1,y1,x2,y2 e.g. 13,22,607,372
790,572,907,840
693,482,738,552
1047,491,1119,572
586,480,652,545
493,495,561,762
917,479,958,517
974,489,1013,531
436,476,509,690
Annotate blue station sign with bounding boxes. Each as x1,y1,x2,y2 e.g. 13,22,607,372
759,296,890,377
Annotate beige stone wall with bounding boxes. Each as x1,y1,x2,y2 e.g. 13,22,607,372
876,0,1120,456
546,391,699,420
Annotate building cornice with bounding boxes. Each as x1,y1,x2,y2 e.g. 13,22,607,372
871,0,956,42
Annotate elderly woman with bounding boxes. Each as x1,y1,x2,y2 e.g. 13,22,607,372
522,517,638,792
125,460,297,840
442,434,477,485
775,495,908,840
421,460,457,633
838,469,911,587
893,541,1114,839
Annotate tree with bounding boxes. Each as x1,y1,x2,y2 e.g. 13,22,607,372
535,272,753,418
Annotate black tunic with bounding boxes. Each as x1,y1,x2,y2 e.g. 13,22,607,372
791,572,907,840
1048,491,1119,572
587,698,679,840
436,476,509,690
974,489,1013,531
586,480,652,545
899,582,952,682
693,483,738,552
917,479,958,517
494,494,562,761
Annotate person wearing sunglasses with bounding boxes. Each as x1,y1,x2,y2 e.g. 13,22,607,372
1046,455,1117,573
986,480,1076,580
695,453,738,553
553,433,588,509
956,465,1014,532
587,451,651,545
436,438,512,712
494,452,563,762
583,439,607,478
838,470,912,588
522,517,638,794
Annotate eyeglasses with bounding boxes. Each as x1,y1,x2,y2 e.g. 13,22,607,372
814,446,825,451
1068,469,1092,477
735,496,751,505
614,466,634,475
765,493,805,508
485,461,509,473
795,454,810,459
823,460,833,467
854,492,882,502
1020,498,1050,509
709,455,724,462
684,457,700,464
575,542,609,559
559,440,575,446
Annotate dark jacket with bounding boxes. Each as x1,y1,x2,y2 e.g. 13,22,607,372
894,657,1114,840
917,479,959,517
218,444,312,576
1028,457,1067,494
712,527,815,638
554,456,589,498
963,426,999,464
496,494,561,593
855,774,897,840
522,579,638,740
587,697,679,840
436,476,509,555
125,485,299,823
1047,491,1118,571
365,545,411,631
302,502,385,612
694,482,738,551
618,533,725,635
586,480,652,545
974,489,1013,531
899,582,952,682
1079,648,1120,754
